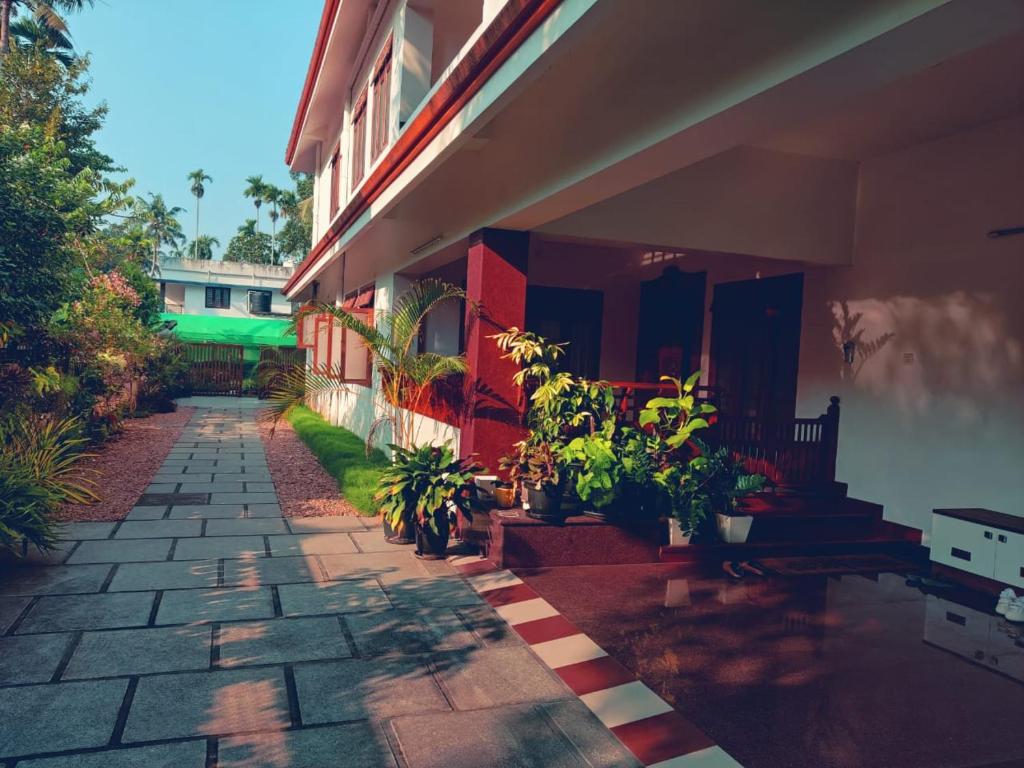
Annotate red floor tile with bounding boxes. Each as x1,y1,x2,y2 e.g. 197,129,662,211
481,581,538,607
556,655,637,696
512,614,581,644
611,710,715,765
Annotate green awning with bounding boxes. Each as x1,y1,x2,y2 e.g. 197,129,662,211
160,313,297,347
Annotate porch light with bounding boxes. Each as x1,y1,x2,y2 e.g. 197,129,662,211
411,235,443,255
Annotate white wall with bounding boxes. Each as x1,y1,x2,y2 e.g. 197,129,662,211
797,116,1024,532
177,284,292,318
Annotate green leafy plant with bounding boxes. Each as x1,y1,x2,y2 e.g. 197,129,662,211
671,439,766,538
559,428,622,511
374,442,483,534
638,372,717,449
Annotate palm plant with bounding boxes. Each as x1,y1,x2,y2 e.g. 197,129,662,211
264,279,468,452
243,175,267,235
0,0,92,58
9,15,73,65
264,185,281,264
188,234,219,261
187,169,212,259
135,194,185,275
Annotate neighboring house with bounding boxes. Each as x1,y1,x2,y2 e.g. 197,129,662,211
158,257,295,319
282,0,1024,536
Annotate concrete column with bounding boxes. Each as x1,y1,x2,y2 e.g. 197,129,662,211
461,228,529,474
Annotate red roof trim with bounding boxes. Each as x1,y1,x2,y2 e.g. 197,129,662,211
284,0,563,295
285,0,343,167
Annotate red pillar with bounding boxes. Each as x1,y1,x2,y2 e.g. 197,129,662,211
461,228,529,474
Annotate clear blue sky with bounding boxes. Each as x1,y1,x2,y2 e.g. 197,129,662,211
72,0,324,259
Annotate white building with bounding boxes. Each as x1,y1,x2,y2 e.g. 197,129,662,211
158,258,295,318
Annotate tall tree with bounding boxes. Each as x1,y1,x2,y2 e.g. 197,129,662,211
186,169,212,260
223,220,271,264
1,0,92,59
186,234,219,261
243,175,267,235
277,173,313,263
135,194,185,274
264,185,281,264
9,15,73,65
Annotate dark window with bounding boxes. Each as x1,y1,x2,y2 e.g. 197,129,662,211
351,88,368,189
371,41,392,162
248,290,272,315
329,144,341,219
205,286,230,309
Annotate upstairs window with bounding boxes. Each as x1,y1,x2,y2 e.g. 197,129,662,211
329,144,341,219
370,40,392,162
205,286,230,309
351,88,368,189
247,290,272,315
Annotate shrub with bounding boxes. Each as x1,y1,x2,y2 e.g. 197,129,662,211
0,413,95,554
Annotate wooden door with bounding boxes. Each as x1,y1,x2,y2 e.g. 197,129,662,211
526,286,603,379
710,273,803,420
635,267,706,383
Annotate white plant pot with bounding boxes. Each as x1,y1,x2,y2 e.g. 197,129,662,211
669,524,692,546
716,513,754,544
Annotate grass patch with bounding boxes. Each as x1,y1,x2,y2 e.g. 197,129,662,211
286,406,388,516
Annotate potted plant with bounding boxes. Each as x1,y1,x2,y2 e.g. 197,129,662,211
673,440,766,544
560,428,621,521
375,442,484,559
501,440,566,522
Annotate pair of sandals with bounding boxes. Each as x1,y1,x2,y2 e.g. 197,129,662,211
722,560,765,580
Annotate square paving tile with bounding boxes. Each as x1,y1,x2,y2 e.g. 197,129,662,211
109,560,219,592
223,555,323,587
286,516,368,534
115,520,202,539
0,564,111,596
0,595,31,632
388,704,629,768
277,579,391,617
125,506,169,521
64,625,212,679
169,504,246,519
173,536,267,561
433,646,570,709
17,591,155,634
157,586,275,625
242,482,276,493
145,483,179,494
246,503,285,518
205,518,289,536
267,533,358,557
0,678,128,757
319,552,432,585
178,482,246,494
123,667,289,742
218,616,351,667
17,741,208,768
209,492,278,505
349,530,402,553
0,633,73,683
66,538,173,565
213,472,272,482
61,522,117,540
219,722,397,768
345,609,432,656
541,699,645,768
294,656,448,724
137,492,210,507
384,577,486,609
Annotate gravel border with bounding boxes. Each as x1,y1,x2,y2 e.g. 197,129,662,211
258,415,367,519
58,407,196,522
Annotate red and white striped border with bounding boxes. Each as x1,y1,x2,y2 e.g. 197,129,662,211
448,555,744,768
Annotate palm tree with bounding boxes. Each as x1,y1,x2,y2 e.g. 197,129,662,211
135,194,185,275
265,279,468,452
9,15,73,65
243,175,267,235
188,235,220,261
1,0,92,58
187,169,212,260
264,185,281,264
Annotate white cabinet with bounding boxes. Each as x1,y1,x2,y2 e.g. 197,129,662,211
993,529,1024,590
931,509,1024,590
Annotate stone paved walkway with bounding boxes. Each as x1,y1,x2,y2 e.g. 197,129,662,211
0,403,636,767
